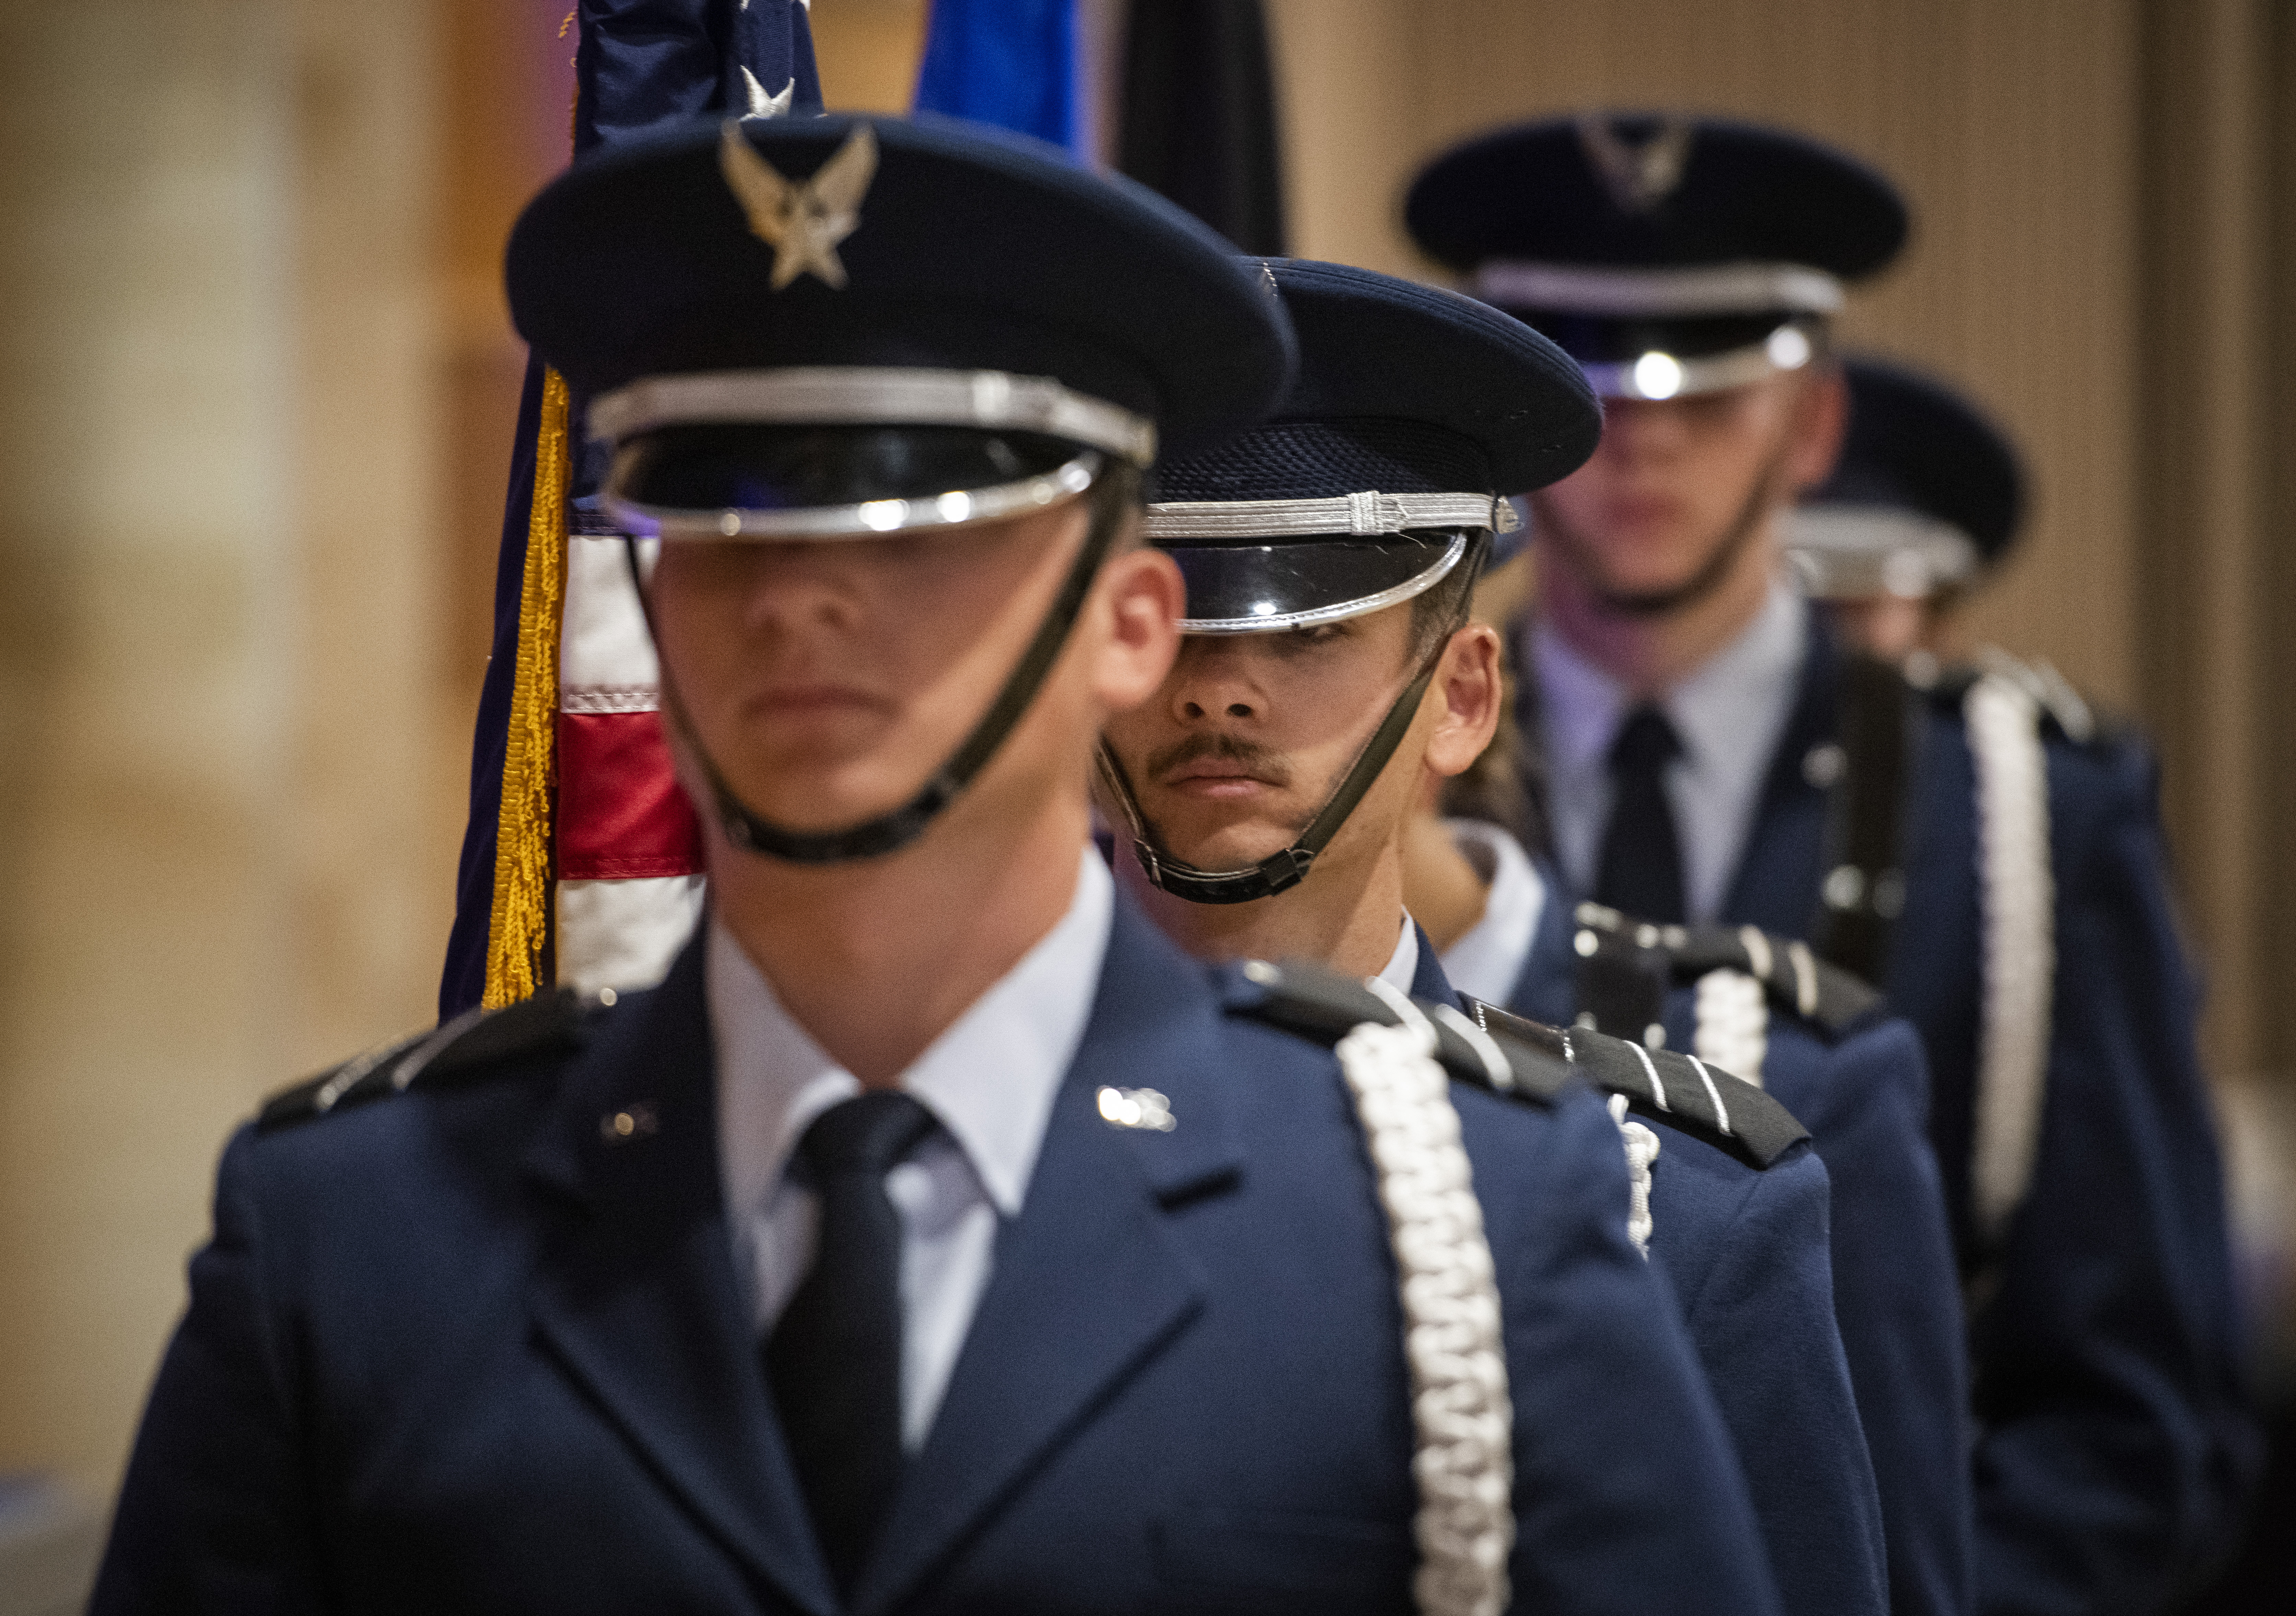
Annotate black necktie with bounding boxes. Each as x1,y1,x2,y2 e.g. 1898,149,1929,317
1595,704,1687,924
766,1091,939,1595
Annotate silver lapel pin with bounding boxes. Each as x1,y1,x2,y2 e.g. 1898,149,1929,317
1096,1086,1176,1132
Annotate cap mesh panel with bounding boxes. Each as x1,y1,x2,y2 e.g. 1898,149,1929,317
1153,418,1489,502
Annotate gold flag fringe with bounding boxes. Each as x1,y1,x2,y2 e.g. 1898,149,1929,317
483,365,572,1008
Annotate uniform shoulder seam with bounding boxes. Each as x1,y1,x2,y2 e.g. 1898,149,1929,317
256,988,601,1132
1218,959,1571,1105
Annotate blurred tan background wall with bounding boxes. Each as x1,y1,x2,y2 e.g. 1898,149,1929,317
0,0,455,1496
1,0,2288,1507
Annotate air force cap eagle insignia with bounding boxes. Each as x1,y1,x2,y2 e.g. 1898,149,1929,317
718,120,878,290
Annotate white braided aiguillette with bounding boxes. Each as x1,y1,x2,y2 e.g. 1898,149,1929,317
1607,1092,1662,1257
1968,671,2054,1247
1693,967,1768,1088
1343,981,1514,1616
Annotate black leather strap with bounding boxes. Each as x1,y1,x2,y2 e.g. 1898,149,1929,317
1100,531,1485,906
644,458,1136,865
1097,647,1444,904
1813,650,1920,981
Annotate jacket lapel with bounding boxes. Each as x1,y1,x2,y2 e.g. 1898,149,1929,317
1396,914,1451,1005
1408,919,1458,1004
524,938,839,1616
1721,597,1839,933
852,902,1243,1615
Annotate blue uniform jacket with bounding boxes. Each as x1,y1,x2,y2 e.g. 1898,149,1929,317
96,897,1781,1616
1410,940,1894,1616
1715,608,2260,1614
1502,897,1972,1616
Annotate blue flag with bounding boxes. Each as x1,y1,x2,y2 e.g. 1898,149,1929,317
912,0,1081,154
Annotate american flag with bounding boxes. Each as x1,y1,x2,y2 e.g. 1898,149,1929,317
442,0,1283,1013
440,0,824,1017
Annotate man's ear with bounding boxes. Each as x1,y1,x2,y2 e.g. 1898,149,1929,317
1422,622,1504,779
1785,364,1851,493
1091,540,1184,715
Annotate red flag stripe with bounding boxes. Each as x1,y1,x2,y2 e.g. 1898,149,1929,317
556,710,703,879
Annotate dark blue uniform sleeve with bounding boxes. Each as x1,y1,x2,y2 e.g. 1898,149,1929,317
91,1126,324,1616
1767,1016,1974,1616
1971,743,2262,1615
1657,1142,1890,1616
1471,1086,1786,1616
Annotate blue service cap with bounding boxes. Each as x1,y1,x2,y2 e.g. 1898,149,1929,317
1405,113,1907,400
1786,355,2025,599
506,113,1297,539
1144,258,1598,630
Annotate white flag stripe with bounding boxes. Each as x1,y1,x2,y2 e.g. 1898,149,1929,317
562,535,661,694
557,874,706,996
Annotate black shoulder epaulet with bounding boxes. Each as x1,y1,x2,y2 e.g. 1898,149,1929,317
1569,902,1882,1039
257,987,604,1132
1461,998,1810,1171
1219,959,1807,1170
1221,958,1573,1104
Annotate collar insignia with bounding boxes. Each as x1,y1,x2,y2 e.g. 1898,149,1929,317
599,1101,659,1144
719,120,879,291
1575,114,1695,215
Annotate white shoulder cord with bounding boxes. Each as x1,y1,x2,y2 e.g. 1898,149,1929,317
1348,978,1515,1616
1564,1029,1662,1256
1967,671,2054,1249
1606,1093,1663,1257
1692,966,1769,1089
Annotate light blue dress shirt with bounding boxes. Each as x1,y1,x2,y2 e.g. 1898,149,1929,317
710,849,1113,1452
1438,819,1549,1006
1528,575,1807,924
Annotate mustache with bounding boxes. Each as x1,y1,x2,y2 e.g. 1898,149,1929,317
1145,731,1294,788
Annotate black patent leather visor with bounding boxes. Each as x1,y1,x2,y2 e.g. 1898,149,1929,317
1168,531,1468,632
606,424,1097,539
1517,311,1789,365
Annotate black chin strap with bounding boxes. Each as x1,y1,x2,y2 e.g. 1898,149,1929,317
1098,538,1483,906
638,458,1136,865
1567,440,1787,619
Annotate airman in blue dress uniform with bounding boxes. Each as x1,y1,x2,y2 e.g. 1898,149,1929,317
1778,355,2025,667
93,115,1782,1614
1407,112,2261,1615
1095,255,1939,1616
1492,889,1973,1616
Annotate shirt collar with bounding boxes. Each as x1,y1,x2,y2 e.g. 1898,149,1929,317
711,849,1115,1225
1437,820,1548,1006
1527,571,1805,768
1528,616,1626,775
1377,912,1417,992
1662,575,1806,777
